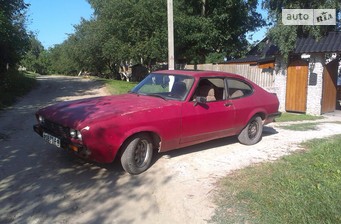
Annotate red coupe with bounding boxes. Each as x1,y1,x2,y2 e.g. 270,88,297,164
33,70,281,174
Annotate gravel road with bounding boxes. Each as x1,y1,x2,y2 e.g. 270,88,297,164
1,75,341,224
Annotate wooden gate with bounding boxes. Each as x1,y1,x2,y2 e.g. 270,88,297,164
321,59,338,113
285,60,309,113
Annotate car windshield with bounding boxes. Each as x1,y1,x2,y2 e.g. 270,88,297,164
130,73,195,101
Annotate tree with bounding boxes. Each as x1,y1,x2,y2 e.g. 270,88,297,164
0,0,30,76
262,0,341,59
21,34,47,74
47,0,265,76
203,0,265,60
88,0,264,64
88,0,168,67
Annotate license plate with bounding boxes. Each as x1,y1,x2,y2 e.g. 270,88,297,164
43,132,61,148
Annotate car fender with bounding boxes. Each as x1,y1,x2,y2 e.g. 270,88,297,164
244,107,267,127
120,125,162,143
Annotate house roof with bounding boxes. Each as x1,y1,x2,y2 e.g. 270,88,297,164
224,38,278,64
224,55,260,64
294,32,341,53
225,32,341,64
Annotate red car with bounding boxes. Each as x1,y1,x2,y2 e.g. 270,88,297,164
33,70,281,174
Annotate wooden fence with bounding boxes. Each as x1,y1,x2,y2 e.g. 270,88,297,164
185,63,275,90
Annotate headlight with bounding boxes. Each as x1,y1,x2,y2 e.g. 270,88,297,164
77,131,82,140
70,129,82,140
38,115,45,124
70,129,77,138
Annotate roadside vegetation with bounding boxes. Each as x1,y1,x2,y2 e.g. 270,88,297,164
211,134,341,224
98,78,137,95
279,122,319,131
276,112,323,122
275,113,324,131
0,70,37,109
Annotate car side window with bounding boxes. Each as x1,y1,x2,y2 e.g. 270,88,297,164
191,78,225,102
227,79,253,99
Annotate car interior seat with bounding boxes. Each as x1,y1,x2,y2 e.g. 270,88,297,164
230,90,244,98
199,85,216,101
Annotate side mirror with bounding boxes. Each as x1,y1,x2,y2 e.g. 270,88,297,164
194,96,207,106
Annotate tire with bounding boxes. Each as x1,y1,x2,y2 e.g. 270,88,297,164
238,116,263,145
121,133,154,175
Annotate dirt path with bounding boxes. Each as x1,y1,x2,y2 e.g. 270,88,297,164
1,75,341,224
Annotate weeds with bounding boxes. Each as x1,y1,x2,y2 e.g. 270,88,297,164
276,112,323,122
0,70,37,109
211,135,341,224
279,122,318,131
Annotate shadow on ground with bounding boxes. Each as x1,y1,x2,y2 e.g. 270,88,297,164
0,75,172,224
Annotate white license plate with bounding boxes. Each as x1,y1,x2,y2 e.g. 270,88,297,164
43,132,61,148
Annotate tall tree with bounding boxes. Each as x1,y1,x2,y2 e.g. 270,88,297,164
88,0,168,66
21,34,46,74
0,0,30,76
206,0,265,59
262,0,341,59
48,0,265,75
88,0,264,63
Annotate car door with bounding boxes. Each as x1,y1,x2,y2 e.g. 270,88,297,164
226,78,255,128
180,77,237,144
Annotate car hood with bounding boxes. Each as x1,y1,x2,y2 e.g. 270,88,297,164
38,93,175,128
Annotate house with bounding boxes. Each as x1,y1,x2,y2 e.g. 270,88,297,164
186,32,341,115
273,32,341,115
225,38,278,70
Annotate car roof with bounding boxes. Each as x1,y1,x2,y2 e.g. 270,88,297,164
155,69,246,80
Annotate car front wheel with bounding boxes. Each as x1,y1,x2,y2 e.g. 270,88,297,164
238,116,263,145
121,133,154,175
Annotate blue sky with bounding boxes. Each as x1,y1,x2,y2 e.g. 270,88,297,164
26,0,267,49
26,0,93,49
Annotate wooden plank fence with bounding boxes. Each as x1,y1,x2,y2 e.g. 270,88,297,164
185,63,275,90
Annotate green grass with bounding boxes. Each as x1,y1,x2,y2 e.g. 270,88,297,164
211,135,341,224
138,84,168,93
0,70,37,109
279,122,319,131
276,112,323,122
98,78,137,95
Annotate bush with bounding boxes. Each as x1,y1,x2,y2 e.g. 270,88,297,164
0,70,37,109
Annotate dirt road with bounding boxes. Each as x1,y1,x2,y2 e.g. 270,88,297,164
1,75,341,224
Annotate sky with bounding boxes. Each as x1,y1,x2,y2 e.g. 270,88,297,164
26,0,94,49
26,0,267,49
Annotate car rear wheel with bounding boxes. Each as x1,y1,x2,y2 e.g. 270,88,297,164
121,133,153,175
238,116,263,145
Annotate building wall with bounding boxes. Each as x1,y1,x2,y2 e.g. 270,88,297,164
273,56,287,112
306,54,324,115
274,54,325,115
187,54,329,115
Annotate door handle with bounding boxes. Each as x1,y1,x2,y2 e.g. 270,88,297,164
224,102,232,107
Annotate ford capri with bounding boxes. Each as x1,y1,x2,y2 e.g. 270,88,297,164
33,70,281,175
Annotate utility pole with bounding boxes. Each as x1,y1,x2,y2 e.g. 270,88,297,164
167,0,175,70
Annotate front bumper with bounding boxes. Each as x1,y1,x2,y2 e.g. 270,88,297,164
33,124,91,158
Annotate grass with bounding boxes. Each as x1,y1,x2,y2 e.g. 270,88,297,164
279,122,319,131
211,135,341,224
276,112,323,122
96,78,137,95
0,70,37,110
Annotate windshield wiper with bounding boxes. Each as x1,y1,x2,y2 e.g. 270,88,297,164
147,93,167,100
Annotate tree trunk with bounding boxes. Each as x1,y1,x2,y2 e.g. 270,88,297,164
202,0,206,16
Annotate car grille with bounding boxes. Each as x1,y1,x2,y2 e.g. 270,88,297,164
43,120,70,138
